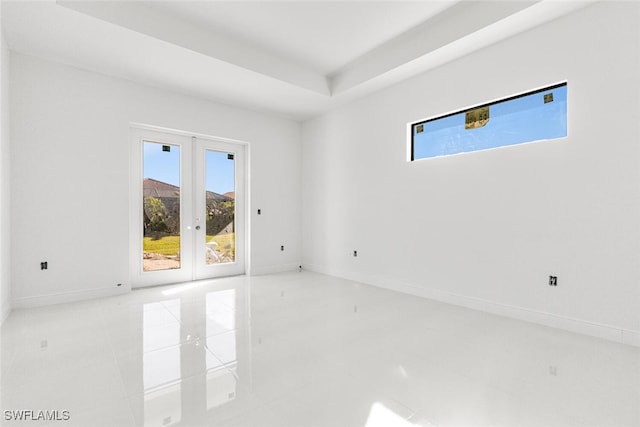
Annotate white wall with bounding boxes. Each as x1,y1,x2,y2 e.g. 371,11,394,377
0,7,11,323
302,2,640,346
10,53,302,306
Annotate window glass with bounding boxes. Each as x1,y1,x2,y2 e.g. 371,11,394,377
411,83,567,160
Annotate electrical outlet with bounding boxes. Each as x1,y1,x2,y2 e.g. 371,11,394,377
40,261,48,270
280,245,284,251
549,275,558,286
353,250,358,257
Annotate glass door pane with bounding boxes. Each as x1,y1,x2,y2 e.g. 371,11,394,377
194,139,245,280
205,150,235,265
132,127,244,288
143,141,181,271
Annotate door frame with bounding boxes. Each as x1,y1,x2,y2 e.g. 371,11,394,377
193,137,246,280
129,124,250,289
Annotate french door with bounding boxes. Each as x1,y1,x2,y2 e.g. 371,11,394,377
130,127,246,288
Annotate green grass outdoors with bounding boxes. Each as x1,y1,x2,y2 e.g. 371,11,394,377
144,233,235,258
143,235,180,256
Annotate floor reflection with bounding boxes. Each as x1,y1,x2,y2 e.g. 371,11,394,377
205,289,238,411
2,273,638,427
140,289,242,426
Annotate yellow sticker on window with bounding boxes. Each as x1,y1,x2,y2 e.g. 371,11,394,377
465,106,490,129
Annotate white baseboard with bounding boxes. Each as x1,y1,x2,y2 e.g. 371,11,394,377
250,262,301,276
12,285,130,309
305,264,639,348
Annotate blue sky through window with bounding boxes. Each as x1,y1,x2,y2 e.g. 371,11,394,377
205,150,235,195
412,83,567,160
143,142,235,194
143,142,180,187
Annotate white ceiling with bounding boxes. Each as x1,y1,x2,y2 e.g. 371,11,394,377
146,1,456,75
1,0,594,121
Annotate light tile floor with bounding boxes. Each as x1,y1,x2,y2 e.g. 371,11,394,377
1,272,638,427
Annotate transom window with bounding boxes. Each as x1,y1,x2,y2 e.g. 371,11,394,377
410,82,567,161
